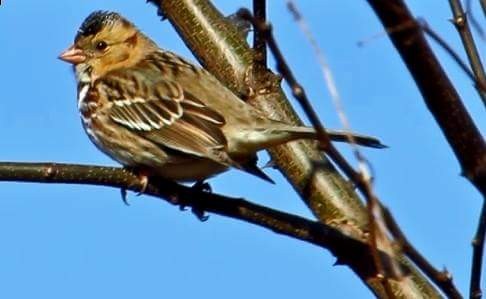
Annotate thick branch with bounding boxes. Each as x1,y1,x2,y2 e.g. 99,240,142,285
237,8,395,296
366,0,486,196
367,1,486,298
148,0,369,243
147,0,443,297
0,161,386,280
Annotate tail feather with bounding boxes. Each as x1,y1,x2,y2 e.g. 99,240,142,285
229,124,386,157
240,162,275,184
231,155,275,183
278,126,387,149
325,129,387,149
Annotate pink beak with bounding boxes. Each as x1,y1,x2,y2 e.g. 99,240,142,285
58,45,86,64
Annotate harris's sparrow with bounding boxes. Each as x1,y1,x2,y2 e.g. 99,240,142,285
59,11,384,183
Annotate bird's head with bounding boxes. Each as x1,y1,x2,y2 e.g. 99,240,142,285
59,11,156,79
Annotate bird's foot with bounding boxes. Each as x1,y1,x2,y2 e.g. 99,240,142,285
192,180,212,193
226,12,251,39
119,167,150,205
262,159,277,169
189,180,212,221
120,188,130,206
136,172,149,195
191,206,209,222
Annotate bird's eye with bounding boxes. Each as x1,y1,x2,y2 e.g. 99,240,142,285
95,41,108,51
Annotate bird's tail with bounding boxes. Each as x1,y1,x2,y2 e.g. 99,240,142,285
228,126,385,183
233,125,386,155
290,127,387,149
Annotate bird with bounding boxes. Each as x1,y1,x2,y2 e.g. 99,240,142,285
59,11,384,185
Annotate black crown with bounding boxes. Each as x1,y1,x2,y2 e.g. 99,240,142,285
75,11,121,41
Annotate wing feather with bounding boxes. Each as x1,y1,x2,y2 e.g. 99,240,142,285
105,73,229,164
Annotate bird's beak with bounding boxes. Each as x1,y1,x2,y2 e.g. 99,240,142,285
58,45,86,64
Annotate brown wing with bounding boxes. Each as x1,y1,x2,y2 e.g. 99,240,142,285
103,72,232,165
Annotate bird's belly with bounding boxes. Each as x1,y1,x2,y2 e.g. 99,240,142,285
82,115,167,166
82,117,228,181
155,159,229,181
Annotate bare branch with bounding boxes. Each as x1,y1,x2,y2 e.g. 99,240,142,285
285,2,406,296
366,0,486,196
0,161,394,280
418,20,479,95
238,8,400,298
448,0,486,108
445,3,486,297
471,201,486,299
148,0,372,243
367,1,486,298
465,0,486,40
148,1,444,297
252,0,267,66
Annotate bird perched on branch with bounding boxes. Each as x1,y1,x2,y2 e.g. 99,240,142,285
59,11,384,184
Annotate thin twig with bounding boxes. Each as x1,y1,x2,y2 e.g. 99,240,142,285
237,8,396,298
448,0,486,108
286,1,374,167
253,0,267,67
471,201,486,299
418,19,479,93
357,19,417,47
481,0,486,18
465,0,486,40
446,3,486,297
358,17,485,109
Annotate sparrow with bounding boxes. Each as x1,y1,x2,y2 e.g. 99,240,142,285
59,11,384,184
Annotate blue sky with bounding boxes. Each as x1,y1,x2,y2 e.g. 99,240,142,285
0,1,484,298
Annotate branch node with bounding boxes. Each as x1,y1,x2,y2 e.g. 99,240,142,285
438,269,453,282
292,84,304,98
43,165,56,179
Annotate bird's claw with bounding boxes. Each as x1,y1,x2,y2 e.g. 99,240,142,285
136,174,149,196
120,188,130,206
262,159,277,169
179,202,208,221
189,180,211,221
226,12,251,39
119,167,150,205
192,180,212,193
192,206,209,222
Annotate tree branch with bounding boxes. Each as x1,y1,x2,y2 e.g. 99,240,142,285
237,8,396,297
0,161,391,281
418,20,478,96
146,0,445,297
366,0,486,196
366,1,486,298
471,201,486,299
252,0,267,67
148,0,371,248
465,0,485,40
448,0,486,108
